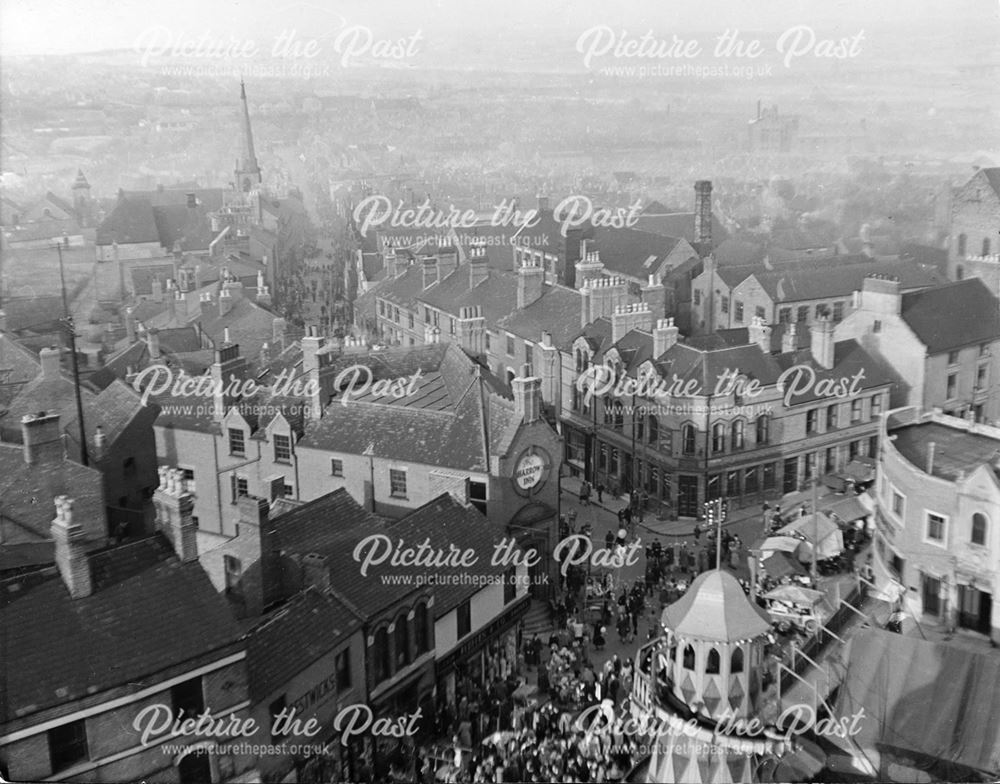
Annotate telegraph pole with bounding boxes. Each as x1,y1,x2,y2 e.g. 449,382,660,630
57,243,89,466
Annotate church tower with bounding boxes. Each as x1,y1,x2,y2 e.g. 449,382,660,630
235,79,262,193
72,169,92,226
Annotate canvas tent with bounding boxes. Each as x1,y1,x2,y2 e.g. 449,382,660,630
829,628,1000,781
778,513,844,561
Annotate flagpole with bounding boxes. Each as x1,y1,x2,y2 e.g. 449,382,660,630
57,243,89,467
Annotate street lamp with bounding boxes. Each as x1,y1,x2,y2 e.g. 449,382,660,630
703,497,729,570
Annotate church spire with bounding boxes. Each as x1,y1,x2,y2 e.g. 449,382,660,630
236,79,261,192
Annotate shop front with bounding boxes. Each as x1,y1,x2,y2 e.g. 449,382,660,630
435,595,531,712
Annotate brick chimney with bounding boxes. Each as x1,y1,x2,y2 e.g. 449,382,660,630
194,264,203,291
694,180,713,257
517,257,545,309
151,275,164,303
469,244,489,289
21,412,63,464
93,425,107,460
223,279,245,303
301,326,326,374
218,287,234,317
860,273,902,316
511,365,542,424
574,244,605,291
173,288,187,321
438,249,459,280
652,318,680,357
537,331,560,405
302,552,331,593
147,328,161,361
457,305,486,356
748,316,772,354
611,302,653,344
641,274,668,319
154,467,198,562
237,494,282,613
210,340,247,420
581,276,629,327
40,346,61,380
781,322,798,354
52,496,92,599
811,314,836,370
422,257,439,289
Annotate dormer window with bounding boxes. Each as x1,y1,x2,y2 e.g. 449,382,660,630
228,428,245,456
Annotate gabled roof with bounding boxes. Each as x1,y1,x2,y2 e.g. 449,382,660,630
385,494,509,617
752,260,940,302
590,227,685,280
270,489,420,616
0,334,41,407
661,569,772,642
980,167,1000,198
96,196,160,245
64,379,155,454
244,587,362,702
1,534,243,722
900,278,1000,354
2,361,100,430
495,285,582,349
198,297,276,361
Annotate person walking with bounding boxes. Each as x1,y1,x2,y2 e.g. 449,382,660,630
596,483,605,504
580,480,591,506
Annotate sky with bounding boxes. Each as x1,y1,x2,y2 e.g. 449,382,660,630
1,0,996,57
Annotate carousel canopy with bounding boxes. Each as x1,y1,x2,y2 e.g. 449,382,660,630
661,569,772,643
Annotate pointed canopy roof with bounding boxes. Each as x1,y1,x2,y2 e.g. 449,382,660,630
661,569,772,643
238,79,261,180
72,169,90,190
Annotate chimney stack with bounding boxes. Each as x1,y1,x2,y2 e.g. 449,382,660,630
52,496,92,599
694,180,713,257
151,275,164,303
302,552,331,593
781,322,798,354
810,314,835,370
40,346,61,380
652,318,680,357
641,274,668,319
148,328,161,361
860,274,902,316
926,441,936,475
210,342,247,420
574,245,605,291
437,249,459,280
748,316,772,354
237,494,282,613
223,279,244,303
422,257,439,289
154,467,198,562
219,287,234,317
93,425,106,460
517,257,545,309
469,244,489,289
511,365,542,424
611,302,653,344
456,305,486,356
580,276,629,327
21,412,63,464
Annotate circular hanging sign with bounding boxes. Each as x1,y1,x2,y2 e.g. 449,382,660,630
512,447,551,496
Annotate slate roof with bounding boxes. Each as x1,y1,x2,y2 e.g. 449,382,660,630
244,587,362,702
63,379,155,454
269,489,421,616
198,297,276,360
2,362,100,431
384,494,509,617
981,167,1000,197
495,285,582,349
591,227,684,280
900,278,1000,354
298,343,520,471
380,262,521,325
0,334,41,408
632,211,729,246
890,421,1000,482
96,196,160,245
0,443,106,540
131,265,177,296
752,260,940,302
0,534,243,722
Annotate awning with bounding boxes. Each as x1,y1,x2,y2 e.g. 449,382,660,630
760,535,803,553
843,458,876,482
824,494,870,523
779,513,844,560
761,551,808,579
